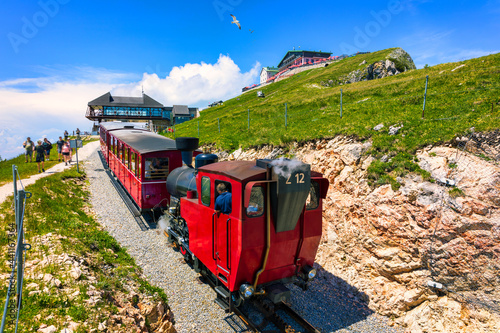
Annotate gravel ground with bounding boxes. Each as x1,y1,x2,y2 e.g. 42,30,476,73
85,148,404,333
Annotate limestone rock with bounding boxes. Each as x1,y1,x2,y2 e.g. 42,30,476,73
70,267,82,280
388,124,403,135
38,326,57,333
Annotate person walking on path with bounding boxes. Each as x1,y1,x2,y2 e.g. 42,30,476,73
56,136,65,162
64,130,69,141
61,141,71,166
23,137,34,163
76,128,81,139
42,138,52,161
34,140,45,173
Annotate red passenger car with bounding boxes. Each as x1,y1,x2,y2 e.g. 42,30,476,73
99,123,198,212
166,139,329,309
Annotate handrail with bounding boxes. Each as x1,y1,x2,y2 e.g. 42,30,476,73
226,218,231,270
212,213,217,260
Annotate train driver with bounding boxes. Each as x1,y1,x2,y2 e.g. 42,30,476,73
214,183,232,215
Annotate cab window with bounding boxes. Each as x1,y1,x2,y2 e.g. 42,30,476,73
145,157,169,179
214,180,231,201
247,186,264,217
201,177,211,206
306,181,320,210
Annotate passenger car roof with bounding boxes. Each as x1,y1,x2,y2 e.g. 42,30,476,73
111,130,177,154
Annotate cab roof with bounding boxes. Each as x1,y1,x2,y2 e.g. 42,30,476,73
198,160,266,182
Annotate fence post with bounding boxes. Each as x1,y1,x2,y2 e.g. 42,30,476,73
340,89,343,119
12,165,17,231
285,103,288,129
218,118,220,133
16,189,26,307
422,75,429,119
247,109,250,130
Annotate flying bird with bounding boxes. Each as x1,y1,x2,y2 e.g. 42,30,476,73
249,29,254,33
230,14,241,29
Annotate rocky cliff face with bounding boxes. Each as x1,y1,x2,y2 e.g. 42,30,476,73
337,48,417,85
219,132,500,332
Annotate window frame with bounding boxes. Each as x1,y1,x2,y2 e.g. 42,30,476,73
246,185,265,218
201,176,211,206
306,181,320,211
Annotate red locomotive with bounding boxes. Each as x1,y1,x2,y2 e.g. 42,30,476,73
165,138,329,310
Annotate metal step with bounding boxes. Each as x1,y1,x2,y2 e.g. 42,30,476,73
214,298,229,312
215,285,230,299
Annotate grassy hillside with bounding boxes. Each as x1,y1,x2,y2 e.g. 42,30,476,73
168,48,500,155
0,168,169,332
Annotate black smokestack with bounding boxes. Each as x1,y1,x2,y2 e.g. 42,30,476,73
175,137,199,167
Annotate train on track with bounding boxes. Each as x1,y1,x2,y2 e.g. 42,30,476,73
99,123,329,327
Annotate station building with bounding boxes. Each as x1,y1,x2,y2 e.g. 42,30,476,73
277,50,332,71
86,92,198,130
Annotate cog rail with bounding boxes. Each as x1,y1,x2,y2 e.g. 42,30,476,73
248,296,321,333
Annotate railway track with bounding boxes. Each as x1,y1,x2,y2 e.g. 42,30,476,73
194,258,320,333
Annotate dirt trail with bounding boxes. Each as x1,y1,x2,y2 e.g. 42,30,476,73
0,141,100,204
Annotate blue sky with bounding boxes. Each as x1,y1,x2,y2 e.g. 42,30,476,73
0,0,499,159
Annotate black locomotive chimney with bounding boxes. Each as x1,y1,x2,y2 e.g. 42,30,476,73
256,158,311,232
175,137,199,167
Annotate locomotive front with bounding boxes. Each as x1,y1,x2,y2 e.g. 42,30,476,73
164,138,328,309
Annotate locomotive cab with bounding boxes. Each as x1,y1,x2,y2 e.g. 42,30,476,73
166,156,328,309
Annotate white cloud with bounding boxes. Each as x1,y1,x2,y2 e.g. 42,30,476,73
0,55,260,160
113,54,260,105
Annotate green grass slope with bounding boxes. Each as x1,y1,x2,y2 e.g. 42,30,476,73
168,48,500,158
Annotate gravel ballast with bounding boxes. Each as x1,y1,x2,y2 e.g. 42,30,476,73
85,148,403,332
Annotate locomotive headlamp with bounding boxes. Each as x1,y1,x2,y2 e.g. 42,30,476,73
239,283,254,298
304,266,317,280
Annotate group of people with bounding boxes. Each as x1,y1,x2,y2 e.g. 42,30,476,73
23,133,74,173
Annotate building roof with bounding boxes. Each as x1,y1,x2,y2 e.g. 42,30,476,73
172,105,190,116
277,50,332,68
88,92,164,108
110,129,177,154
260,67,279,75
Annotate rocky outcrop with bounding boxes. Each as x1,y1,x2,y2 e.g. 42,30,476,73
338,48,416,85
218,131,500,332
0,233,176,333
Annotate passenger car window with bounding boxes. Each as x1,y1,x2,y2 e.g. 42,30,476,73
145,158,169,179
306,181,320,210
247,186,264,217
131,153,136,176
137,156,141,178
201,177,211,206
